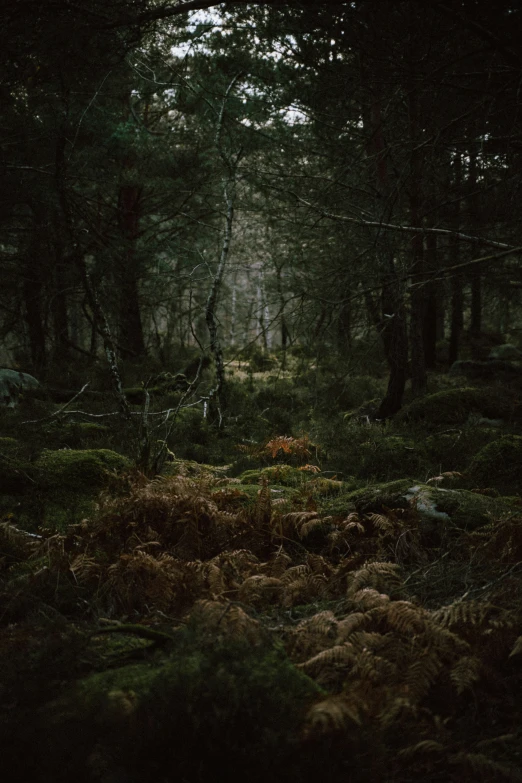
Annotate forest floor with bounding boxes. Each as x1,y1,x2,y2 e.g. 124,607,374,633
1,347,522,782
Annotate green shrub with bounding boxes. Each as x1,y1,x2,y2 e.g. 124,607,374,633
311,413,429,481
6,627,322,783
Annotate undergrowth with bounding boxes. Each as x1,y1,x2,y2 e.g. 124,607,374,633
1,462,522,781
2,357,522,781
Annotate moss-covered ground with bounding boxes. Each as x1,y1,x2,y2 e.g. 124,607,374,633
2,349,522,781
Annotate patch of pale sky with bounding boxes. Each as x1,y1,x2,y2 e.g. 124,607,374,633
169,8,307,126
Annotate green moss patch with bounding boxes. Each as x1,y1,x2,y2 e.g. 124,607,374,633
35,448,131,491
239,464,306,486
355,434,430,480
404,484,520,533
8,628,321,783
397,387,515,428
469,435,522,494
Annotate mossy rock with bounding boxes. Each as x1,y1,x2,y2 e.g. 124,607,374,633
397,387,515,428
21,630,321,783
321,477,518,533
468,435,522,494
307,476,344,495
74,422,110,438
234,481,300,507
35,448,131,492
339,479,415,515
404,484,520,533
356,435,429,480
239,465,306,486
489,344,522,361
54,422,111,449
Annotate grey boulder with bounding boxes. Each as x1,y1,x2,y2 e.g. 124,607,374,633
0,369,41,407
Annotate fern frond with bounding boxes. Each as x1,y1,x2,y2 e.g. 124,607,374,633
345,631,388,654
348,561,403,597
300,516,327,539
351,588,391,610
340,511,365,534
398,740,445,758
267,548,292,578
280,564,310,584
279,511,319,538
296,611,338,643
288,611,338,660
299,463,321,473
377,696,416,727
449,752,522,781
207,562,226,597
282,573,327,607
0,521,39,551
305,695,362,734
344,519,365,534
432,600,509,633
405,650,443,702
367,512,395,534
255,476,272,527
70,554,101,582
382,601,426,635
238,575,283,607
265,435,296,458
509,636,522,658
450,655,483,694
297,643,355,674
336,612,368,640
351,648,394,683
263,435,312,462
427,471,463,485
307,553,331,576
190,599,262,643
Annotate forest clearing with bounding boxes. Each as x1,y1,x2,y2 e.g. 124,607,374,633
2,1,522,781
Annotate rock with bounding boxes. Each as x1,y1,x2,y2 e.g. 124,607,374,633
322,478,519,535
488,344,522,361
239,465,306,486
338,479,414,515
396,386,514,428
35,448,131,491
0,369,41,407
402,484,515,532
469,435,522,494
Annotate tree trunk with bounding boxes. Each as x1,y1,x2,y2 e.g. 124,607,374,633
449,274,464,365
408,71,427,396
23,205,48,372
375,254,408,419
423,232,438,368
337,302,352,355
51,260,70,363
23,271,47,372
362,83,409,417
468,149,482,337
117,183,146,357
448,152,463,365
